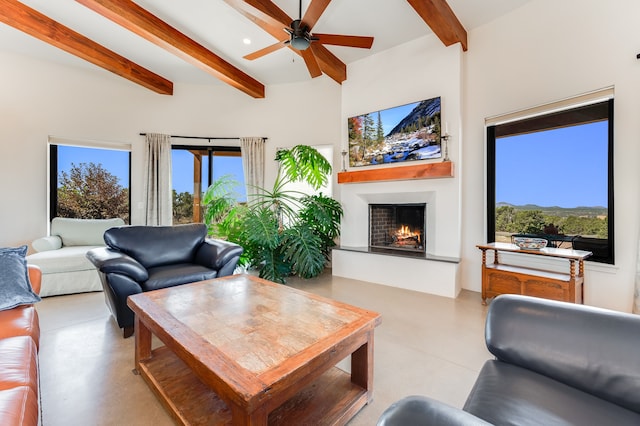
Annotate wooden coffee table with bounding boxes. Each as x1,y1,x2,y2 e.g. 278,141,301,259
127,274,382,425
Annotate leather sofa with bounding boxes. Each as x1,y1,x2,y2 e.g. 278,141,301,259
27,217,125,296
378,294,640,425
0,265,41,426
86,223,243,337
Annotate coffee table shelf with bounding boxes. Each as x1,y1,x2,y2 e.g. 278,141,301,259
138,346,368,425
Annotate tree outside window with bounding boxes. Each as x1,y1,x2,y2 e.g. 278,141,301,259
51,145,130,223
172,146,245,225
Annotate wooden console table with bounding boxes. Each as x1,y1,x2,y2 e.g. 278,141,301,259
477,242,592,305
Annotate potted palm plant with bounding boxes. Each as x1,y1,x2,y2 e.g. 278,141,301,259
203,145,343,283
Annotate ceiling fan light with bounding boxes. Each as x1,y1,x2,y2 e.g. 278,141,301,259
290,35,310,50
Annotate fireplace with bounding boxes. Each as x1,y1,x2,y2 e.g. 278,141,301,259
369,203,426,254
334,187,460,298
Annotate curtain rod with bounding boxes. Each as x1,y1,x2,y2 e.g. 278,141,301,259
139,133,267,141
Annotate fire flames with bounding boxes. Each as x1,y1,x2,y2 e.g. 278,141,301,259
391,224,421,247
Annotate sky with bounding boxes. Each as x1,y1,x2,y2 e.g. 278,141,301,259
58,145,246,200
171,150,246,200
495,121,608,208
58,146,129,187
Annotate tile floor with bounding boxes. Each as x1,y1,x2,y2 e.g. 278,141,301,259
37,271,491,425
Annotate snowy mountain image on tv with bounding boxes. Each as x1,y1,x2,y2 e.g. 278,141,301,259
347,96,441,167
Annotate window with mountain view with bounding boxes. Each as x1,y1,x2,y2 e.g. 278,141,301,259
172,146,245,224
50,144,130,223
487,98,614,264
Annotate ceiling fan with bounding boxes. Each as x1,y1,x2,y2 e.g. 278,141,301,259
284,13,317,51
239,0,374,80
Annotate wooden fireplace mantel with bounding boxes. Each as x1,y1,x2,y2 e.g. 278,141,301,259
337,161,454,184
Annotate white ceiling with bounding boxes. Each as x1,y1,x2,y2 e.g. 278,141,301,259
0,0,532,87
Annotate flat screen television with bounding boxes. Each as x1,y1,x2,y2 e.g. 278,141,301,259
347,96,441,167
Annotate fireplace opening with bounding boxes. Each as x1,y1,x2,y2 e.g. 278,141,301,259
369,203,426,253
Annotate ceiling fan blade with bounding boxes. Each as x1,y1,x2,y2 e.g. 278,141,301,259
314,34,374,49
302,0,331,29
244,42,286,60
300,48,322,78
223,0,292,40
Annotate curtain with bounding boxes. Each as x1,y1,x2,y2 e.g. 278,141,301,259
143,133,173,225
240,137,265,202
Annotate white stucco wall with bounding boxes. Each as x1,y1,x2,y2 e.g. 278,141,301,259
0,50,341,248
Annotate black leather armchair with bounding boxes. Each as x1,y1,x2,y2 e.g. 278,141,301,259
378,294,640,425
86,223,243,337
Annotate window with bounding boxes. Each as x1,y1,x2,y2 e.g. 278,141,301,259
49,143,131,223
171,146,245,224
487,97,614,264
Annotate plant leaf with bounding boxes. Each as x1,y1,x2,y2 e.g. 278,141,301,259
244,208,280,250
276,145,331,190
257,246,292,284
299,194,343,239
281,225,325,279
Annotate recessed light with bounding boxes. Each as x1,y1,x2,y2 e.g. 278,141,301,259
243,38,251,45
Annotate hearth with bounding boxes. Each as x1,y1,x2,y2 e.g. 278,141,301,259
369,203,426,253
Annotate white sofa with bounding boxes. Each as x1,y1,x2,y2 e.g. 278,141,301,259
26,217,125,297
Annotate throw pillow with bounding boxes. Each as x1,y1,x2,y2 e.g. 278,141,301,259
0,245,41,311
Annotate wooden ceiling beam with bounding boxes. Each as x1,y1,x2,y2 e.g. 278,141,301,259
407,0,468,51
310,43,346,84
0,0,173,95
77,0,265,98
